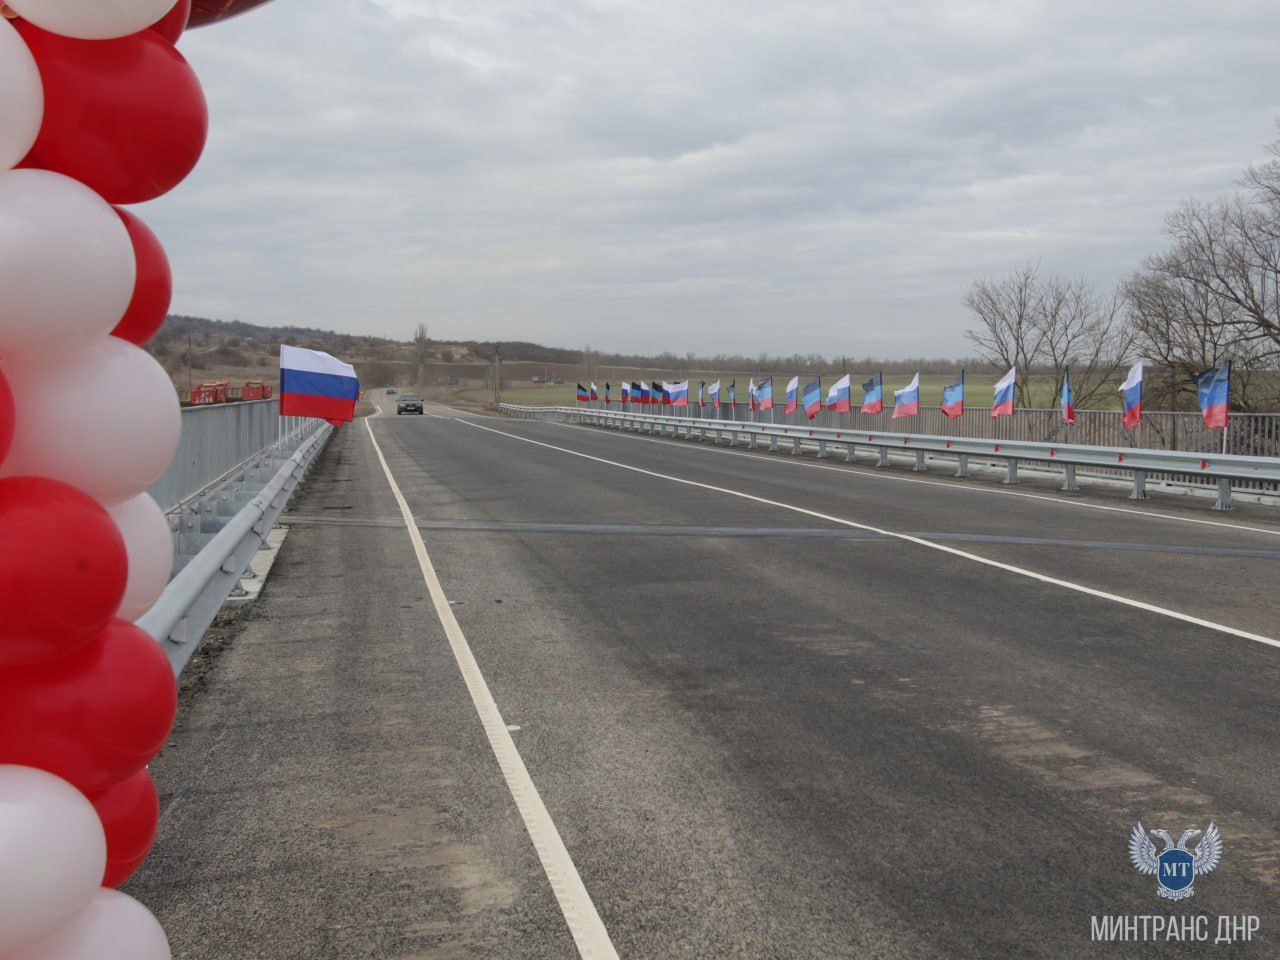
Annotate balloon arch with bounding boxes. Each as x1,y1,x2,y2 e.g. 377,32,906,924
1,0,276,954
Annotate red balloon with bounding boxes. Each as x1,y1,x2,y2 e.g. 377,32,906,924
90,769,160,887
150,0,192,43
0,369,13,467
16,21,208,205
0,618,177,793
0,477,127,667
110,208,172,345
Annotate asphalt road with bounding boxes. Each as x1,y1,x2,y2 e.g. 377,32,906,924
130,398,1280,958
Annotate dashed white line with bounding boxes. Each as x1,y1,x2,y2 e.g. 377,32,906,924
364,417,620,960
455,417,1280,652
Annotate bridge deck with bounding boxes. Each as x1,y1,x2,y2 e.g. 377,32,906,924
128,400,1280,958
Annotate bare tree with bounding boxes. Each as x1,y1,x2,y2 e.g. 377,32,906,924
413,322,430,385
1124,239,1278,411
1148,197,1280,361
964,263,1131,407
963,263,1043,404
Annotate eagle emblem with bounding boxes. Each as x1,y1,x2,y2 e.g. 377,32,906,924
1128,821,1222,900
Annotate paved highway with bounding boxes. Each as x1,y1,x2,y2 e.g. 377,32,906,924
131,398,1280,958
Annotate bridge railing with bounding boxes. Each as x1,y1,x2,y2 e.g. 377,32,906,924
150,399,318,513
499,404,1280,511
140,422,332,677
558,401,1280,459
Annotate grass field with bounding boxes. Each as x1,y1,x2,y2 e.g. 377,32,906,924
463,374,1070,409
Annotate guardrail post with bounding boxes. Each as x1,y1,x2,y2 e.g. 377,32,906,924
748,432,758,449
817,439,828,459
730,430,738,446
877,447,889,468
955,454,970,478
1129,470,1149,501
1060,463,1078,492
792,437,802,455
770,435,779,452
1213,477,1235,511
846,442,856,462
913,450,926,472
1004,458,1020,484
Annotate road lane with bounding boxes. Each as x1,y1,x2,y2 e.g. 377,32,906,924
366,408,1280,957
432,410,1280,640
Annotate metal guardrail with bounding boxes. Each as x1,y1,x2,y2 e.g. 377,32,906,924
500,405,1280,511
139,422,333,678
151,399,316,513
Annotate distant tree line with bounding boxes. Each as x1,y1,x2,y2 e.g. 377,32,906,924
965,124,1280,412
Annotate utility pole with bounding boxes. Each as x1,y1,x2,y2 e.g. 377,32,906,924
492,345,503,407
186,332,193,394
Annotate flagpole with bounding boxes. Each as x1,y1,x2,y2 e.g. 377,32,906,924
1223,360,1231,455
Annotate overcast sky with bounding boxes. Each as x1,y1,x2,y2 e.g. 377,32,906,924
144,0,1280,358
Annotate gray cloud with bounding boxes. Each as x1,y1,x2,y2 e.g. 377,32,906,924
140,0,1280,357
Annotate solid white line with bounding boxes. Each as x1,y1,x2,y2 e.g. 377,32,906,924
456,418,1280,652
540,419,1280,539
363,418,620,960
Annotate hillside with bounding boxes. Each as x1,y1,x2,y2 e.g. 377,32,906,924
147,315,1007,406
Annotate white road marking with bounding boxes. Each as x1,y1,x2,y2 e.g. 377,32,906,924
540,419,1280,538
364,418,620,960
456,418,1280,652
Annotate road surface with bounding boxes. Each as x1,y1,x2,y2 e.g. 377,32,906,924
129,398,1280,958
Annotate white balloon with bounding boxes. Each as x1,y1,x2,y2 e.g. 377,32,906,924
0,766,106,955
0,19,42,171
0,337,180,504
0,170,135,355
106,493,173,620
9,889,171,960
5,0,178,41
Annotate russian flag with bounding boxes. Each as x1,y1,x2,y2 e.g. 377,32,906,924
709,380,721,408
1060,369,1075,425
621,382,630,404
941,371,964,418
991,366,1016,419
576,383,589,402
638,380,650,405
659,382,672,406
748,378,757,412
1120,361,1143,430
802,377,822,420
727,380,736,407
669,379,690,406
279,345,360,423
825,374,851,413
589,382,599,401
756,377,773,411
861,373,883,414
784,375,799,414
892,373,919,419
1195,362,1230,429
